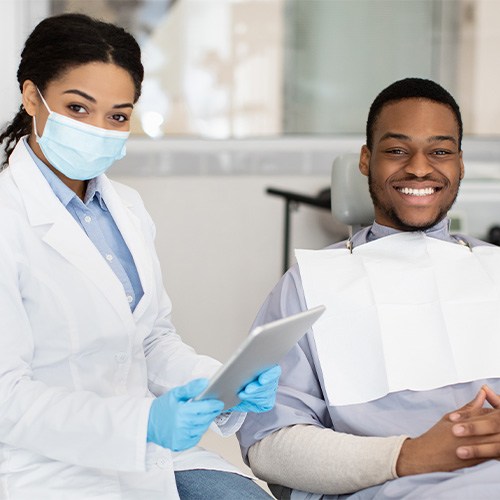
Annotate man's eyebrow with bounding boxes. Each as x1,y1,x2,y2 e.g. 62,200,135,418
62,89,134,109
379,132,411,142
428,135,457,145
379,132,457,145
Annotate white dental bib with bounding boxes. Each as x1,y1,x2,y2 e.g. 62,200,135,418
296,232,500,406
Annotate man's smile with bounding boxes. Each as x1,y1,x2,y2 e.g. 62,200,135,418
396,186,437,196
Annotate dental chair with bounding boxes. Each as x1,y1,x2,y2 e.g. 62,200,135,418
266,153,373,500
330,152,374,234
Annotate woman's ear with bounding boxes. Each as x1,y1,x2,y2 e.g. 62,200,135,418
22,80,40,117
359,145,370,177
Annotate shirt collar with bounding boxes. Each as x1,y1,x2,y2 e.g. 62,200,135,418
368,218,451,241
85,177,107,210
349,218,453,249
24,137,107,210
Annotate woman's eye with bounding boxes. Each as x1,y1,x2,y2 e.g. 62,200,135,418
68,104,86,114
112,114,128,123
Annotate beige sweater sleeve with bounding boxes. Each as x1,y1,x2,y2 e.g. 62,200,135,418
247,424,408,495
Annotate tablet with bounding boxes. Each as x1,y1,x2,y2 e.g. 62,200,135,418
194,305,325,410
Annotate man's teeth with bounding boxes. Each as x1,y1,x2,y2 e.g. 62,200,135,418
398,187,435,196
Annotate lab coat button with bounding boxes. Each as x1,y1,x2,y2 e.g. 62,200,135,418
156,457,169,469
114,352,128,363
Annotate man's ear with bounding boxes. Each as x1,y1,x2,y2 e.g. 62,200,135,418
22,80,39,117
359,145,370,177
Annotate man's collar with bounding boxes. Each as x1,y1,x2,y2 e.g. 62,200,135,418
367,218,451,242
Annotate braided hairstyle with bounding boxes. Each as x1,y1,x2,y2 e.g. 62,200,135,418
0,13,144,166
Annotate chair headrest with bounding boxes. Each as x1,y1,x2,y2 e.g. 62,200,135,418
331,153,374,227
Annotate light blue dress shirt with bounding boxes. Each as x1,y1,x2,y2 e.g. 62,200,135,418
25,138,144,311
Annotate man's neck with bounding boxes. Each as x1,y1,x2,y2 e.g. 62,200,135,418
368,218,451,242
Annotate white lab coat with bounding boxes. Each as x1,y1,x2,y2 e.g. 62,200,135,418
0,140,242,500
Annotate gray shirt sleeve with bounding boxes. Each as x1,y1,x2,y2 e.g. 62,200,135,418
238,264,335,460
237,261,407,494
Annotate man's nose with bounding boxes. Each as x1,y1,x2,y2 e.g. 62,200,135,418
405,151,434,177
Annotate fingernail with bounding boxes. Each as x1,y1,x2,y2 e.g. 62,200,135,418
457,447,471,459
449,412,461,422
453,424,465,436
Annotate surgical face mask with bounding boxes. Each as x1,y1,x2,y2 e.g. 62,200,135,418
34,88,130,180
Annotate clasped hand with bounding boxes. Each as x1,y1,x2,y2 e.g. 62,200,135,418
449,384,500,461
147,365,281,451
397,384,500,476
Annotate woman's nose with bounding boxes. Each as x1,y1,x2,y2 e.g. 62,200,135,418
89,115,108,130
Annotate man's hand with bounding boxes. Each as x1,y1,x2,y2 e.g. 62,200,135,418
449,384,500,461
396,389,488,477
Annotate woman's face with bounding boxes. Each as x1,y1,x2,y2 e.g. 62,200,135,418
22,62,136,189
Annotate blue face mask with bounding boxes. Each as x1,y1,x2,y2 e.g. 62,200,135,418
34,88,130,180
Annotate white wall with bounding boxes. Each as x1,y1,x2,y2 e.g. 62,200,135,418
111,173,338,360
0,0,50,128
0,0,23,128
468,0,500,134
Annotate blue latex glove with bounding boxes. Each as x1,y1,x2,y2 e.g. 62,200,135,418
147,378,224,452
228,364,281,413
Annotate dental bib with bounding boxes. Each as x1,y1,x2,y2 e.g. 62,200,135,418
296,232,500,406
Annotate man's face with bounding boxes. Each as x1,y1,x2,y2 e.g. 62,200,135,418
359,98,464,231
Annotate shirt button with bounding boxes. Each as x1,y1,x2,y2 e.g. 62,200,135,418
84,215,92,223
114,352,128,364
106,254,114,261
127,295,133,303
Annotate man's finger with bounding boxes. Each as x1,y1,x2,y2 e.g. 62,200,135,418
449,388,486,422
483,384,500,409
452,414,500,437
457,442,500,460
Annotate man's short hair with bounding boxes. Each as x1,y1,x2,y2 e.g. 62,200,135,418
366,77,463,151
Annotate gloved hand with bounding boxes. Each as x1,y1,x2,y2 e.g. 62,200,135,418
228,365,281,413
147,378,224,452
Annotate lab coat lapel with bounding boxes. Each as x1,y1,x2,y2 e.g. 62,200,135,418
9,141,134,324
98,175,153,321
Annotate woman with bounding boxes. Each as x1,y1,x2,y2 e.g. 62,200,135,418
0,13,279,500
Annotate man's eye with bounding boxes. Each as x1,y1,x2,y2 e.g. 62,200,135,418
387,149,405,155
432,150,449,156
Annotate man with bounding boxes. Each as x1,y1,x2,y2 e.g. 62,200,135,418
237,78,500,499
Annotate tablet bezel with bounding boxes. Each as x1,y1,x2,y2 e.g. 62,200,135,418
194,305,325,409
